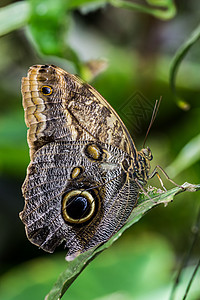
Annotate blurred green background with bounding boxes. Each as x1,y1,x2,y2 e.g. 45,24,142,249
0,0,200,299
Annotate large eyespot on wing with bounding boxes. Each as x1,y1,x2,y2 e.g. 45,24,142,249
61,189,98,224
65,171,139,259
20,141,139,255
20,141,106,253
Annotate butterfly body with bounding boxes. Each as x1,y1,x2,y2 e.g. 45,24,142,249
20,65,152,257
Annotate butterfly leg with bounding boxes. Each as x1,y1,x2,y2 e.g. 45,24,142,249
149,165,184,190
134,178,154,201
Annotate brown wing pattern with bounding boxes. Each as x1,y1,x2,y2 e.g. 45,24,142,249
22,65,137,159
20,142,138,255
20,64,139,257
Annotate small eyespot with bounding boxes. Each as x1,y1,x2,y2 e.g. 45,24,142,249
41,85,53,95
70,167,83,179
84,143,103,161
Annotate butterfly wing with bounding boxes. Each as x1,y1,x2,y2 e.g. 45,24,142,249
22,64,137,159
20,65,139,256
20,141,138,256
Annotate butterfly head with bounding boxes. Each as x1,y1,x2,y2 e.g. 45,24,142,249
134,147,153,185
140,146,153,162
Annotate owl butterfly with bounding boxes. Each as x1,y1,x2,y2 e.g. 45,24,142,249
20,64,154,259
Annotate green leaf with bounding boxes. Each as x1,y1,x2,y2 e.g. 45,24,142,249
46,182,200,300
28,0,68,56
0,0,175,38
67,0,107,11
170,22,200,107
109,0,176,20
166,133,200,178
27,0,79,66
0,2,30,36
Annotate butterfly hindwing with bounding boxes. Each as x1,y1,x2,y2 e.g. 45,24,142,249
20,141,138,255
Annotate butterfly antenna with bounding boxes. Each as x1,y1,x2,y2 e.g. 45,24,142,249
143,96,162,148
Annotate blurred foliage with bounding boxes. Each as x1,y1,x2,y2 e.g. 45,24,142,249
1,234,200,300
0,236,177,300
166,134,200,178
0,0,200,299
0,0,177,72
170,22,200,110
0,2,30,35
